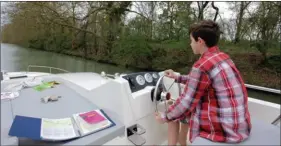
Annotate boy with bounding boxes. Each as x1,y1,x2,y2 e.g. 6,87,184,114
155,20,252,146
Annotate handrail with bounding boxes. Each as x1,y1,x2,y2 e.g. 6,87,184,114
27,65,70,74
245,84,281,94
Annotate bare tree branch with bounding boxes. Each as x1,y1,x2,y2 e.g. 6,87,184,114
211,2,219,21
125,9,150,20
32,2,69,23
197,1,209,20
34,10,102,39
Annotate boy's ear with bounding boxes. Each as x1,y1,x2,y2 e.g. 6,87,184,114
198,37,205,44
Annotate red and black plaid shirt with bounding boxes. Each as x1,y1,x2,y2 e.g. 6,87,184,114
162,46,252,143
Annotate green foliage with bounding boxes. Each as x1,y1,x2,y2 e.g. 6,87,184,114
112,32,153,69
268,55,281,73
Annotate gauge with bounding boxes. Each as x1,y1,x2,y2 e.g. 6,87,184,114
136,75,145,85
152,73,158,78
144,73,153,83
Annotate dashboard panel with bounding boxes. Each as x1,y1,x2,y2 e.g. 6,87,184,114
121,72,160,93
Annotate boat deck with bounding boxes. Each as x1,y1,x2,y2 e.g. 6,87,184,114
1,72,280,145
1,75,125,145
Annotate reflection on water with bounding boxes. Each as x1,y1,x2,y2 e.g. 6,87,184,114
247,88,280,104
1,43,139,74
1,43,280,104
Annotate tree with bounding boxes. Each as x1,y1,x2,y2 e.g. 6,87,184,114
233,2,251,43
250,2,280,63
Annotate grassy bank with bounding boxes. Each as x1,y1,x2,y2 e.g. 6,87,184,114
19,40,280,90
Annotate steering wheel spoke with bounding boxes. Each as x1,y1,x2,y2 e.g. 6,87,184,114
153,75,181,114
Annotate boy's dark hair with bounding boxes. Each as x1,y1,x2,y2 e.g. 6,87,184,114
189,20,221,48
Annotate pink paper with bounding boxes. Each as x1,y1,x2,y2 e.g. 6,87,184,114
79,110,106,124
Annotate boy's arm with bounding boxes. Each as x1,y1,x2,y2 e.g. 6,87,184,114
161,67,210,122
175,75,189,84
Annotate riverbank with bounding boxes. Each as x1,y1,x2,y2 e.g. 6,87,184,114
19,43,280,90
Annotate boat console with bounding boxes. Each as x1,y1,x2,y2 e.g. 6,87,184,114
121,72,160,93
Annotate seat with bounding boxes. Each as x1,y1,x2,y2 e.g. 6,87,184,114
192,118,280,145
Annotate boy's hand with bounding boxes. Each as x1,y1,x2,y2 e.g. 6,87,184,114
155,112,166,124
164,69,178,79
155,111,180,124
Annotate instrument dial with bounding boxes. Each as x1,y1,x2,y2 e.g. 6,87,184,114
152,73,158,78
136,75,145,85
144,73,153,83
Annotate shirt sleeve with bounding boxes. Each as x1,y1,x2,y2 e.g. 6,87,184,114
175,75,189,84
162,67,210,122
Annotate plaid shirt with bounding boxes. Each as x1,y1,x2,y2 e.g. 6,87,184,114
162,46,252,143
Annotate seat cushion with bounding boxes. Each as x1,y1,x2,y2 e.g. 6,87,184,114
192,118,280,145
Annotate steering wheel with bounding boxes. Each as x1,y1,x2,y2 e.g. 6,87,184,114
152,75,182,114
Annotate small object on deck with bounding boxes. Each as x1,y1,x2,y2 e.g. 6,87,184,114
73,109,115,136
3,78,44,92
79,110,106,124
41,95,61,103
4,83,25,92
1,92,19,100
33,81,60,91
8,115,79,141
48,81,60,85
22,77,43,87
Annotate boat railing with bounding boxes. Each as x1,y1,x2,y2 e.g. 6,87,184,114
245,84,281,94
27,65,70,74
